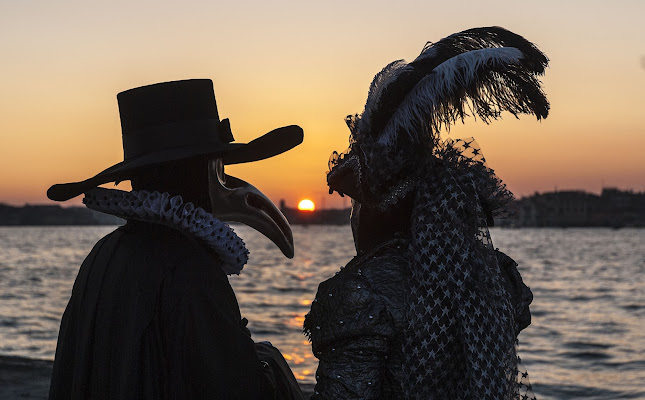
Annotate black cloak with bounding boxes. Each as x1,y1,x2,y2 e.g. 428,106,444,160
49,220,274,399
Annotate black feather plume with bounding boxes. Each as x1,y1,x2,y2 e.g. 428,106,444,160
356,27,549,145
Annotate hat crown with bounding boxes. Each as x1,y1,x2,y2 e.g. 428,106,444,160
115,79,234,162
117,79,220,135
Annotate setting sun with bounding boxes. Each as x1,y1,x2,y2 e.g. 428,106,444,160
297,199,315,211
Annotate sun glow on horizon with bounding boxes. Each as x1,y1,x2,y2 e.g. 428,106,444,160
297,199,315,211
1,2,644,207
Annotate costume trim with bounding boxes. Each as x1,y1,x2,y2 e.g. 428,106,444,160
83,187,249,275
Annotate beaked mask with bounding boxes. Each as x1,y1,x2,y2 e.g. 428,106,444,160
208,158,294,258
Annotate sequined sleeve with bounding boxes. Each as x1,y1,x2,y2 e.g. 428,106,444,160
304,241,408,399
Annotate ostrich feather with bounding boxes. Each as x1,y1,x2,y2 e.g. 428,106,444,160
359,27,549,142
377,47,549,147
355,59,409,135
414,27,548,74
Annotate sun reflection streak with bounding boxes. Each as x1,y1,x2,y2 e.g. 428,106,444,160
283,346,316,381
287,315,306,328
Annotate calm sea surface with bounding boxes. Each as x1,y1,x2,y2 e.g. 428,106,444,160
0,226,643,399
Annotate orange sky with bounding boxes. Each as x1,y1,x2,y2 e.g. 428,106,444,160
1,1,643,209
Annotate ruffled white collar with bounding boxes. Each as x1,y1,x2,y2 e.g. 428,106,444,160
83,187,248,275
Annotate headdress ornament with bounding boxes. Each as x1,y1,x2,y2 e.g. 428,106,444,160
327,26,548,216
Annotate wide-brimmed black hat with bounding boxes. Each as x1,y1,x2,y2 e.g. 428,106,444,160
47,79,303,201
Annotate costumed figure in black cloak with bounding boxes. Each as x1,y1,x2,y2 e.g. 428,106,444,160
48,79,305,399
304,27,549,399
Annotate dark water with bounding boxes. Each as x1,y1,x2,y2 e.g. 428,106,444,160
0,226,643,399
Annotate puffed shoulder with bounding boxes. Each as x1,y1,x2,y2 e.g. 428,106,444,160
303,239,410,353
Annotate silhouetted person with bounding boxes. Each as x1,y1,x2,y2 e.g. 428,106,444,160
304,27,547,399
47,79,304,399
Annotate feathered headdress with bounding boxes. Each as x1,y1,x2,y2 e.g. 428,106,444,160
326,27,548,399
327,26,549,211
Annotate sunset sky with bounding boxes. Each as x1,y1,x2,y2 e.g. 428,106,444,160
1,0,643,209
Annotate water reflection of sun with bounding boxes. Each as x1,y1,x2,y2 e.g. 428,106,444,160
293,369,313,381
281,313,317,381
282,346,315,380
298,199,315,211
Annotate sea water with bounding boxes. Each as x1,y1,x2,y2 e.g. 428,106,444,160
0,226,643,399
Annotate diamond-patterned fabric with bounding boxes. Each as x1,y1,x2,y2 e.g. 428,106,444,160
401,156,535,399
325,138,536,399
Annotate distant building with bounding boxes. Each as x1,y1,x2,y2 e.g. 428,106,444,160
511,188,645,227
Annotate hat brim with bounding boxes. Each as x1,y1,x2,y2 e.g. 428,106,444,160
47,125,303,201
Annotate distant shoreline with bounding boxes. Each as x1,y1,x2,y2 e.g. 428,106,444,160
3,187,644,227
0,204,124,226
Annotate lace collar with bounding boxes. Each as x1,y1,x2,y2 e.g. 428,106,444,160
83,187,249,275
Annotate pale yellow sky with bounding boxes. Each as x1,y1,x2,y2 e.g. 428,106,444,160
1,0,643,208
